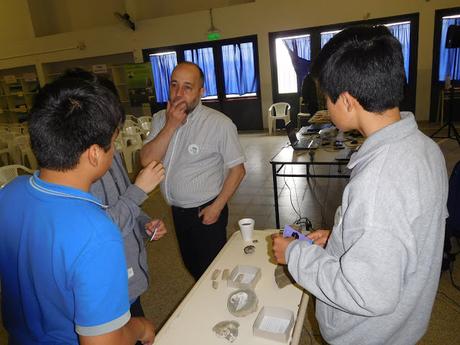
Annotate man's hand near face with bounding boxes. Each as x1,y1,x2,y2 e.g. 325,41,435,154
165,98,188,129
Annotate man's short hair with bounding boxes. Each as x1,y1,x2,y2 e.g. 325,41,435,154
29,74,124,171
311,25,405,113
172,61,205,87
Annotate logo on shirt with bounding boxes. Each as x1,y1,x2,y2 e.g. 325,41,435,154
188,144,200,155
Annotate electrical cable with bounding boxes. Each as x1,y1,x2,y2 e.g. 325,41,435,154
321,165,333,228
281,165,314,231
290,165,303,218
308,164,332,228
307,165,325,228
282,165,302,220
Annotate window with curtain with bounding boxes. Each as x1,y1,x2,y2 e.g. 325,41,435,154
320,23,411,80
149,52,177,103
320,30,341,48
221,42,257,97
321,22,410,79
439,15,460,81
270,15,417,113
184,47,218,99
275,35,310,94
386,22,411,81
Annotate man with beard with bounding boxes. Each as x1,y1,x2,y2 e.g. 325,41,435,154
140,62,246,280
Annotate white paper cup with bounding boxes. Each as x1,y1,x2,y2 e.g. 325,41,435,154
238,218,255,242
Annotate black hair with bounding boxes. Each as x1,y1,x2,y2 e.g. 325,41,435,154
29,74,124,171
311,25,405,113
61,68,121,100
172,61,205,87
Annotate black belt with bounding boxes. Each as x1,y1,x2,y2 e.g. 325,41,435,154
172,198,217,214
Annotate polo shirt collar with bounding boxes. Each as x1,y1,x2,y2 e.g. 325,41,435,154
29,171,107,208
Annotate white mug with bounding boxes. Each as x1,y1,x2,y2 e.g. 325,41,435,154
238,218,255,241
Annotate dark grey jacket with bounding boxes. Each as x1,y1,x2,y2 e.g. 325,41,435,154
90,152,150,302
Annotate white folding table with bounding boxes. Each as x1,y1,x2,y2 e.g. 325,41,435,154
154,229,308,345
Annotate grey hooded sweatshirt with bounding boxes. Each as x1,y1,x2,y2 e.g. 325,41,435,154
286,112,448,345
90,152,150,302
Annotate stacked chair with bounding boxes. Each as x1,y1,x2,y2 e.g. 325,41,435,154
117,114,153,173
137,116,153,138
0,115,155,176
0,122,37,170
0,164,33,188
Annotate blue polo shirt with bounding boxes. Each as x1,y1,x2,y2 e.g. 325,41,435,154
0,172,130,344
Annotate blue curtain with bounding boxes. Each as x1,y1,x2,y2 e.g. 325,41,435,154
184,48,217,97
439,18,460,81
282,36,311,92
320,25,411,81
321,32,336,48
221,42,257,95
149,53,177,103
387,23,410,81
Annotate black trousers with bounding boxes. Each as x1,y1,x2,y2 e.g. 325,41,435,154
172,200,228,281
130,298,145,345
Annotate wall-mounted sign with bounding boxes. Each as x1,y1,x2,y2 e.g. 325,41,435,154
124,63,154,107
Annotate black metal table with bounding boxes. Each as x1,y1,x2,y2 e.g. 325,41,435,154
270,146,351,228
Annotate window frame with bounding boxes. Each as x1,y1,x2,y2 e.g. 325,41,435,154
430,6,460,121
268,13,419,112
142,35,260,104
275,33,311,94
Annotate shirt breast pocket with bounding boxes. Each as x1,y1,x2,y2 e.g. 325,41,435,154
186,142,216,158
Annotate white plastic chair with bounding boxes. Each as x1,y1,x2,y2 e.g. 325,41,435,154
268,102,291,135
120,133,143,173
0,132,17,165
13,135,38,170
123,119,139,130
137,116,152,138
121,124,142,135
125,114,137,123
0,164,33,188
0,133,11,165
0,146,9,166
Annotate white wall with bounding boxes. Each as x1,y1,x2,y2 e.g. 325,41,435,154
1,0,459,125
0,0,34,42
27,0,124,37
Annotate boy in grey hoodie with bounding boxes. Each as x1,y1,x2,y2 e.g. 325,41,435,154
272,25,448,345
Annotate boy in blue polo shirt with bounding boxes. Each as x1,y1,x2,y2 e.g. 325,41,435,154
0,75,155,344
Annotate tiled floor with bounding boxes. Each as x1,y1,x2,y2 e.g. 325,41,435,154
228,132,350,235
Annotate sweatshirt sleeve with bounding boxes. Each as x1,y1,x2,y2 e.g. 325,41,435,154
286,225,410,317
104,184,149,238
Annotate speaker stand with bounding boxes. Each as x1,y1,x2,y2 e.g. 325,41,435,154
431,86,460,146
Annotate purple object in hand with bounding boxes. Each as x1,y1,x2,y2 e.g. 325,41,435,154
283,225,313,244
